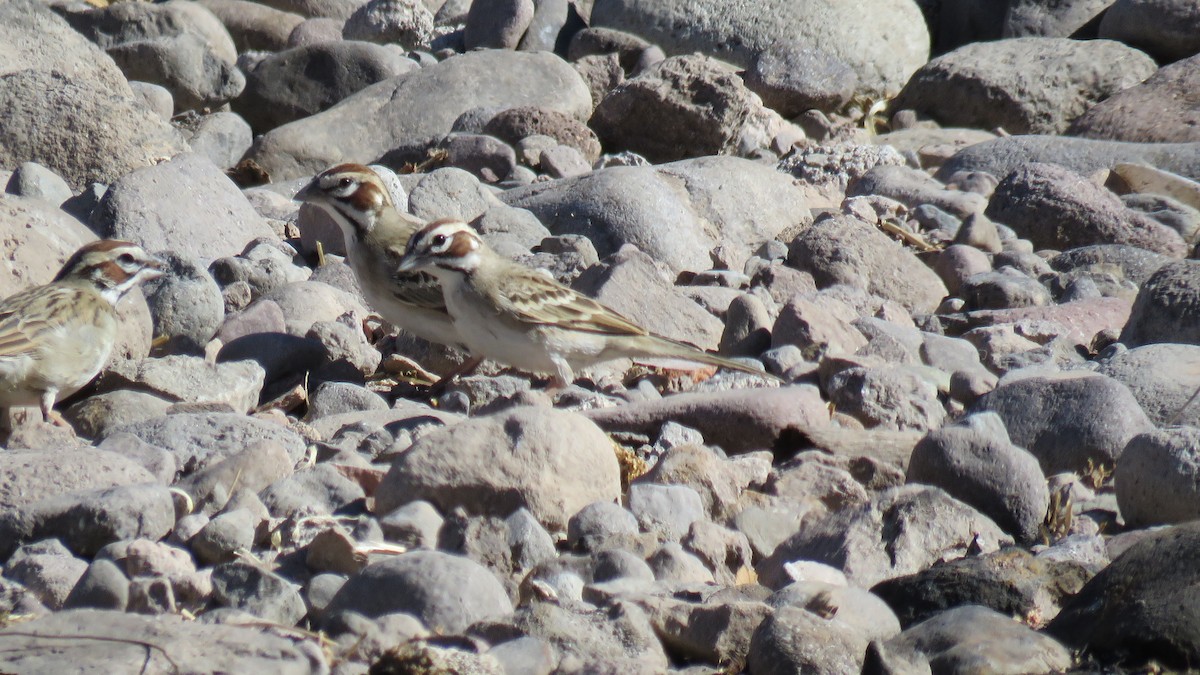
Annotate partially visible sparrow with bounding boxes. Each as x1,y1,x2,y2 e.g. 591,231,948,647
396,219,777,388
0,240,165,423
294,164,463,350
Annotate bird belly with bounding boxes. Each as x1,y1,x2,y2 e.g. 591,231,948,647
0,355,41,407
0,317,113,407
349,250,461,347
445,294,560,375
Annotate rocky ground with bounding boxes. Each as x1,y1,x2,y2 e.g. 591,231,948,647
0,0,1199,672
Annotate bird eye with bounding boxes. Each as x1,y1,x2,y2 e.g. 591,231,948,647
431,234,446,247
337,177,353,189
117,253,136,265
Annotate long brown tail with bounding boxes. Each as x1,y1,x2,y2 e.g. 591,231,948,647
634,334,783,382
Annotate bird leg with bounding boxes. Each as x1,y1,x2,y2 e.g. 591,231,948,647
546,356,576,393
40,390,69,428
428,355,484,396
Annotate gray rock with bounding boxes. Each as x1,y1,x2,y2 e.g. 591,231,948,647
777,301,881,364
567,26,652,70
379,500,444,549
1098,343,1200,425
647,542,714,584
376,407,620,532
907,413,1048,544
95,434,178,485
637,444,758,520
1098,0,1200,63
193,510,258,563
325,551,512,632
101,356,264,414
63,559,129,611
640,596,771,667
344,0,434,48
873,605,1072,673
106,33,245,113
1002,0,1111,37
0,609,325,672
960,269,1051,310
211,561,306,625
1070,52,1200,143
893,37,1156,134
590,54,789,163
744,44,857,116
1115,428,1200,528
180,439,297,511
179,112,253,171
306,319,381,377
3,544,89,610
129,81,175,120
307,381,388,419
127,577,178,615
937,136,1200,184
871,547,1091,629
104,412,307,477
197,0,305,52
0,449,157,511
0,484,176,560
90,153,277,263
589,0,928,95
4,162,72,205
567,502,640,552
985,162,1187,257
142,253,226,352
263,280,370,336
287,16,345,44
584,385,828,455
971,372,1153,473
1121,260,1200,347
0,0,132,90
788,214,949,313
259,464,365,518
848,164,988,219
768,582,900,642
1047,520,1200,668
627,484,706,543
464,0,535,49
487,636,556,675
246,50,591,182
483,106,602,163
0,69,187,191
827,365,946,432
593,549,655,582
61,0,237,63
439,133,519,183
235,42,416,134
517,0,573,52
503,155,811,274
757,485,1011,588
748,605,869,674
471,599,666,672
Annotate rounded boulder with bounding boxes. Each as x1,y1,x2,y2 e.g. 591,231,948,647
375,407,621,532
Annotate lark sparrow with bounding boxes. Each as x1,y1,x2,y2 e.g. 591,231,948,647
396,220,776,388
0,240,165,423
294,163,465,351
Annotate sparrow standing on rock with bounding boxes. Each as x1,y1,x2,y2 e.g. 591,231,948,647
0,240,165,424
295,164,481,381
397,219,777,388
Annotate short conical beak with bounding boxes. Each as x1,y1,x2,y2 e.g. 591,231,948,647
396,255,419,273
144,255,168,280
293,178,319,203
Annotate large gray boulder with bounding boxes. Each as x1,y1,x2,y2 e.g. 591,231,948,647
245,49,592,181
589,0,929,96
